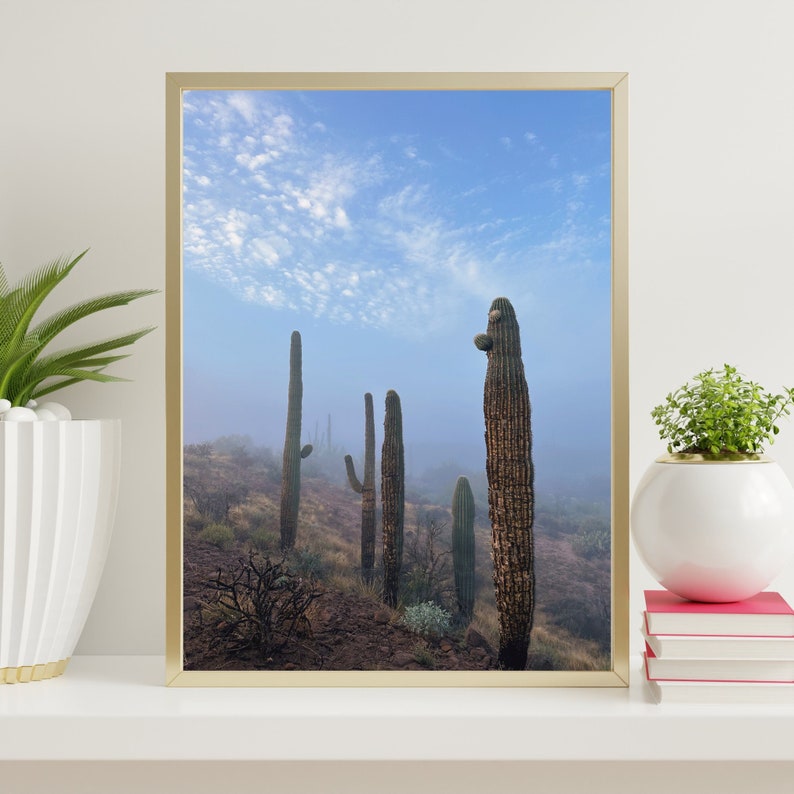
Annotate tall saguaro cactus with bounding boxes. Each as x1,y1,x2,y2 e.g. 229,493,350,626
280,330,313,551
381,389,405,608
474,297,534,670
344,392,377,584
452,475,476,621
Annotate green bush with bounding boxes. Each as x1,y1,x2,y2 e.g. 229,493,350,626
402,601,452,638
412,644,437,669
250,526,280,552
651,364,794,454
290,546,325,578
572,519,610,559
199,522,235,551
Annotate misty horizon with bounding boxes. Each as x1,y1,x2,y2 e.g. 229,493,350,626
182,88,612,500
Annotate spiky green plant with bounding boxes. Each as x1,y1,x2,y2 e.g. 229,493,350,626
344,392,377,584
280,330,313,551
0,250,156,406
452,475,475,621
381,389,404,608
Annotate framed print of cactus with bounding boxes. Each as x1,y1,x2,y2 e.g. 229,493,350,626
165,72,629,686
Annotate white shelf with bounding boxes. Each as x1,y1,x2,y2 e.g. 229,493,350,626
2,655,794,761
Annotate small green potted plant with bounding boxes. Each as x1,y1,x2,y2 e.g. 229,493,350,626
0,249,155,420
632,364,794,603
650,363,794,459
0,250,155,683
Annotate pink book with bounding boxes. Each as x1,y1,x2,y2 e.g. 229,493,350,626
643,590,794,637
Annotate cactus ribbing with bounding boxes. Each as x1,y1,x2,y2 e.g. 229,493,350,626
475,297,534,670
452,475,476,621
381,389,405,608
344,392,377,584
280,330,313,551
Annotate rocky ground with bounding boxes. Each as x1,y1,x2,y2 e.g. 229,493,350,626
182,527,496,673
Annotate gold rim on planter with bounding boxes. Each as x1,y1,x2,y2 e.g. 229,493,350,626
0,658,70,684
655,452,772,464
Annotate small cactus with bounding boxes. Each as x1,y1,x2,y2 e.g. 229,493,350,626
344,392,377,584
279,330,313,551
381,389,404,608
475,297,535,670
452,475,476,620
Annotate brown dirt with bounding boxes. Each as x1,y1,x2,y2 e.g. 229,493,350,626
183,532,496,672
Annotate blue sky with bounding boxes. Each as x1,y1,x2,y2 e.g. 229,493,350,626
182,88,612,489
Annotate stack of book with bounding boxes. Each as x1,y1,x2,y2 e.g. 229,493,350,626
642,589,794,703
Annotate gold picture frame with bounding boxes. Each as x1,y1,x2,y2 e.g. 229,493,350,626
166,72,629,686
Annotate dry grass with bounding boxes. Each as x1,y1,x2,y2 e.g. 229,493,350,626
184,445,612,672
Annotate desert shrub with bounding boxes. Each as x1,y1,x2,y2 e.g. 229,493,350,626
412,644,437,669
232,523,253,542
199,522,235,550
352,576,382,602
551,596,610,647
572,518,610,559
184,468,249,523
290,546,326,579
199,551,323,657
402,601,452,638
402,515,453,607
250,526,280,552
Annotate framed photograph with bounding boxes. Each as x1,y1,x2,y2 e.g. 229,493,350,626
165,72,628,686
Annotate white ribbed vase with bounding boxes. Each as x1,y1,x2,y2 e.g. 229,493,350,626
631,453,794,602
0,420,120,683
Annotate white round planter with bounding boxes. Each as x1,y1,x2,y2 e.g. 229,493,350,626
631,453,794,602
0,419,120,683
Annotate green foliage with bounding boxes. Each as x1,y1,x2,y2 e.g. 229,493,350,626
250,526,280,552
651,364,794,454
572,517,611,560
289,545,326,579
411,644,437,669
199,522,235,551
0,250,156,405
402,601,452,638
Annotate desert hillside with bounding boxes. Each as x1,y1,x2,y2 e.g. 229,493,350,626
182,438,611,672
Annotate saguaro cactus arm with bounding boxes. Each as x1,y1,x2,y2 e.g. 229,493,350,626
344,454,364,493
345,392,377,583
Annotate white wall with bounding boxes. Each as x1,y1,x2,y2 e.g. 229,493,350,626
2,0,794,661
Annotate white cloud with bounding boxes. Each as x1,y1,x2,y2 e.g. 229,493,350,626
572,173,590,189
243,283,286,307
221,209,251,252
227,93,258,125
182,90,609,341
